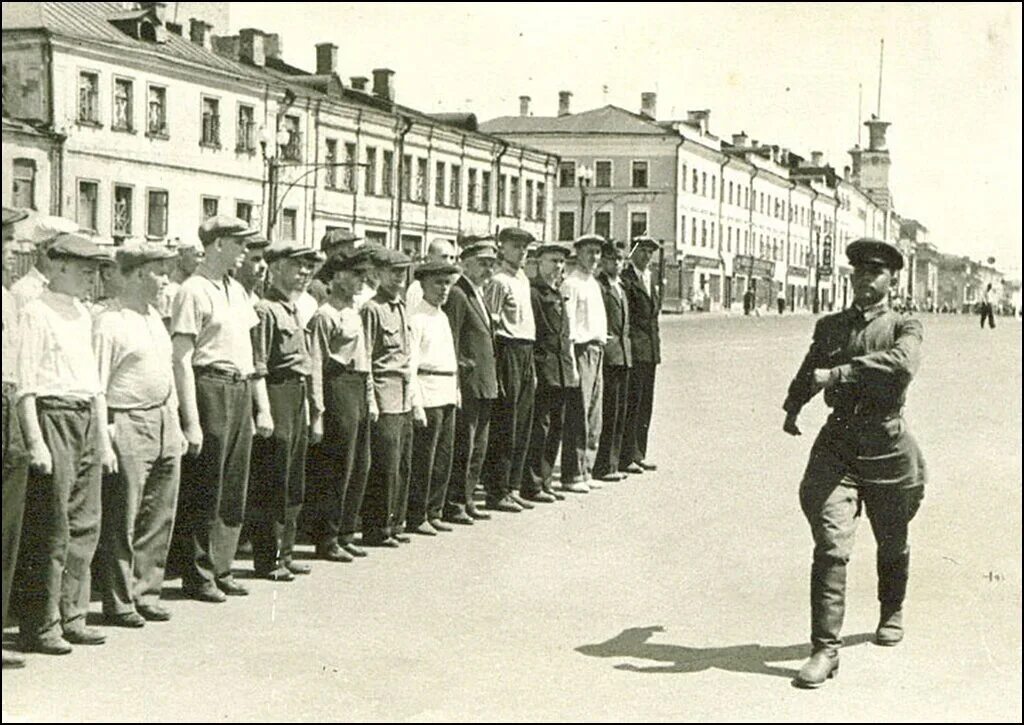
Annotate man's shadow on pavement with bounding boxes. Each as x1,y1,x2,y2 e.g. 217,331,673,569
576,625,873,679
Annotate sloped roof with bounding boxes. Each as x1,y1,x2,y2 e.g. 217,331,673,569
480,105,671,135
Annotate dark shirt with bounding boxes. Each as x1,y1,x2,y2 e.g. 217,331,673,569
361,290,411,414
597,273,632,368
443,276,499,401
252,286,313,379
531,277,578,389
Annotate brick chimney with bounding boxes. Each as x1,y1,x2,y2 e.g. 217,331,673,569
265,34,282,60
316,42,338,75
686,109,710,134
810,150,824,166
519,95,531,117
350,76,369,92
558,91,572,117
138,1,167,23
239,28,266,67
731,131,748,148
372,69,395,102
189,18,212,50
640,92,657,119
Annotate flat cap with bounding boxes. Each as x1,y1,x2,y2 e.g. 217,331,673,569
574,233,606,250
320,247,375,279
631,235,661,251
264,242,325,264
197,215,258,245
246,232,271,250
602,239,627,257
847,238,904,271
460,239,498,261
361,242,392,267
534,242,572,258
497,227,535,245
382,248,413,268
47,233,112,262
116,243,177,271
413,260,460,280
321,228,362,252
22,214,80,246
2,207,28,227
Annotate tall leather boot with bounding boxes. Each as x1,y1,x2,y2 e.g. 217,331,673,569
875,551,909,646
796,558,845,688
281,506,310,576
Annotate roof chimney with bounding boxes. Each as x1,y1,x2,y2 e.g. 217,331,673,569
640,92,657,119
519,95,531,117
189,18,212,50
686,109,710,134
166,21,182,36
372,68,395,102
315,42,338,75
138,2,167,23
264,33,282,60
239,28,265,67
731,131,748,148
558,90,572,117
212,34,239,60
350,76,369,92
810,150,824,166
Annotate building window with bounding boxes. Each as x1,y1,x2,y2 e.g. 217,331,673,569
281,115,301,161
435,161,447,206
558,161,576,188
281,209,297,241
113,78,133,131
681,165,688,193
630,211,648,239
450,164,461,208
364,230,387,246
727,226,732,252
631,161,649,189
400,154,413,201
381,150,394,197
594,210,611,240
701,219,707,247
78,71,100,124
691,218,697,246
146,189,168,238
595,160,612,188
415,158,428,203
701,172,707,197
366,147,379,196
12,159,36,210
558,211,576,241
728,181,733,205
711,175,718,200
536,181,546,221
77,181,99,232
468,169,479,211
324,139,338,188
201,196,219,220
235,201,253,225
680,215,686,244
147,85,167,136
497,174,507,216
481,171,491,211
344,143,358,192
113,184,133,237
525,180,534,220
201,97,220,146
510,176,520,217
236,104,256,153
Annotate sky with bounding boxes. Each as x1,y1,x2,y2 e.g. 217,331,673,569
229,2,1023,275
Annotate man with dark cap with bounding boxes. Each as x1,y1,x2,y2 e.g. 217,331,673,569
783,237,926,689
14,233,112,653
442,238,499,525
620,236,662,474
2,207,29,667
248,243,323,581
169,215,273,602
236,233,271,303
361,249,414,546
482,227,537,513
523,242,577,503
593,239,633,482
307,229,362,305
94,244,183,627
306,248,376,561
406,260,461,535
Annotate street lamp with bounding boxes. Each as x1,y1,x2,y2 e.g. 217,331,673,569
577,163,594,234
260,124,295,238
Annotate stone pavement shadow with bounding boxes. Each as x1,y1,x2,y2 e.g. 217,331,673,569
576,625,873,679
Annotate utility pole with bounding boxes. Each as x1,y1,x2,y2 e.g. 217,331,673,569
877,38,885,116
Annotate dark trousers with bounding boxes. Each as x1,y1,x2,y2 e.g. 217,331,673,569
800,481,923,652
622,362,656,466
562,344,603,483
594,365,630,476
524,383,569,494
362,411,413,540
778,299,786,314
172,375,253,590
446,396,492,516
248,379,308,574
980,304,996,329
2,385,28,629
408,404,456,527
14,398,100,638
483,340,536,501
99,403,181,615
306,372,370,546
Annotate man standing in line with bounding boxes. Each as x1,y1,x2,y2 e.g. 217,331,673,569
307,229,362,306
361,249,414,547
592,240,632,483
170,216,273,603
248,244,323,581
235,234,271,303
158,242,204,324
783,238,927,689
94,244,184,627
482,227,537,513
522,242,576,504
442,239,498,525
406,238,458,310
560,234,607,493
620,236,661,474
406,261,461,535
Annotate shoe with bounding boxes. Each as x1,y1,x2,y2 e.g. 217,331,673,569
410,522,438,536
215,576,249,597
256,566,295,582
183,582,227,603
509,493,534,510
362,535,400,548
18,632,72,655
543,488,566,501
485,497,521,513
136,603,172,622
3,651,26,668
444,511,475,525
317,541,353,562
63,626,107,646
236,539,253,556
392,533,412,544
521,490,557,504
875,607,904,646
638,461,658,471
284,560,312,576
429,519,453,532
594,471,626,482
103,611,146,628
341,541,367,558
466,507,491,521
794,650,839,689
621,462,644,475
562,481,591,494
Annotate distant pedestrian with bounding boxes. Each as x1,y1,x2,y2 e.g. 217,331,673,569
979,284,996,329
777,287,787,315
743,285,755,316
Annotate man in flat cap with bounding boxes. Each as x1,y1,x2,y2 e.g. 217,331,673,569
307,229,362,306
406,238,458,310
442,239,499,525
783,237,926,688
14,233,112,653
306,249,376,562
482,227,538,513
523,242,576,503
94,244,183,627
169,215,273,602
158,241,205,325
361,249,415,547
247,244,323,581
620,236,662,474
10,214,79,308
560,234,607,493
406,260,461,535
235,233,271,304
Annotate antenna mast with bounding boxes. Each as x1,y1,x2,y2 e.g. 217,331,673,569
876,38,885,116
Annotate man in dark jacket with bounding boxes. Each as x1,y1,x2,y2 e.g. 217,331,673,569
593,240,632,482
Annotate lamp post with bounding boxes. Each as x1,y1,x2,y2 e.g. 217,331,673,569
577,163,593,234
260,124,294,239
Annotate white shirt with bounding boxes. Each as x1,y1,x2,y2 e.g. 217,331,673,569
405,279,424,311
295,290,318,329
409,299,458,409
561,269,607,344
11,266,48,309
3,287,20,384
170,271,259,376
17,290,101,400
484,262,535,341
93,300,176,409
355,283,376,309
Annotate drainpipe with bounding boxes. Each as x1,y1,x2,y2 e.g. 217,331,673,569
352,109,363,229
457,136,467,236
491,139,509,234
393,114,413,248
44,38,64,216
716,154,730,307
809,188,819,313
421,125,435,255
308,97,321,248
542,152,557,242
